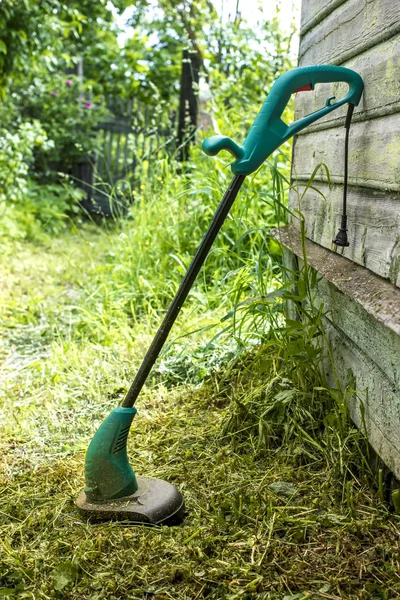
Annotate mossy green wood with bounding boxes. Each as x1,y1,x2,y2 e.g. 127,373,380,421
202,65,364,175
84,407,138,502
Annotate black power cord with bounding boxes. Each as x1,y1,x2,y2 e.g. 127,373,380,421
332,103,355,250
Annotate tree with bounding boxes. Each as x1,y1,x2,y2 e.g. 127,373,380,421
0,0,131,95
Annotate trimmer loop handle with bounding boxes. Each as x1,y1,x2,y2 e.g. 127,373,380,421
202,65,364,175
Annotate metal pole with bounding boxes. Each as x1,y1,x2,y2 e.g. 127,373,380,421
122,174,246,408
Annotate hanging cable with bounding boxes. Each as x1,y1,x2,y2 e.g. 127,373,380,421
332,103,355,253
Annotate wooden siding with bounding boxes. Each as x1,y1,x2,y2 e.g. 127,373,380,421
287,0,400,476
299,0,400,66
295,35,400,130
290,0,400,287
300,0,347,36
293,182,400,285
276,227,400,479
323,317,400,480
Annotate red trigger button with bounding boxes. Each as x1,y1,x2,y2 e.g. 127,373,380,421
294,84,313,93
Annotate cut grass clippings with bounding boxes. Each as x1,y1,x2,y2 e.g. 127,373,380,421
1,227,400,600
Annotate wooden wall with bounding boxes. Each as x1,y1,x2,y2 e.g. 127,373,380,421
278,227,400,479
285,0,400,479
290,0,400,287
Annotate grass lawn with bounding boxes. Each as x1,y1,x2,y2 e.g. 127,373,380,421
1,226,400,600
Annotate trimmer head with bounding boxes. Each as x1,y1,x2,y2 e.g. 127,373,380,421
77,475,185,525
77,407,184,525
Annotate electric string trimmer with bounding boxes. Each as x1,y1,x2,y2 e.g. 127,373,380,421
77,65,364,525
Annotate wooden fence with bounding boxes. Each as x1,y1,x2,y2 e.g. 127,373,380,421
73,96,177,216
72,49,200,217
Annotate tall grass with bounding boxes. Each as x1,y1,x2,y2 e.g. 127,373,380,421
3,150,399,599
45,141,291,348
0,127,293,457
3,119,400,599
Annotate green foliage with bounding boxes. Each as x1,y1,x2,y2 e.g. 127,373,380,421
118,4,295,105
0,120,53,203
208,18,294,135
126,0,215,64
1,4,399,597
1,221,399,598
115,29,183,102
0,0,296,273
73,147,286,343
0,75,99,239
221,292,335,451
0,0,130,94
0,0,67,93
20,179,84,231
0,178,84,242
17,74,107,174
0,0,295,108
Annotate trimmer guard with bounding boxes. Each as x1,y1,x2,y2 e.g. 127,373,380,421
77,475,185,525
78,406,184,525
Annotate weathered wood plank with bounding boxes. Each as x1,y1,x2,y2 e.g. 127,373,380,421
290,181,400,283
294,34,400,133
300,0,346,36
291,113,400,283
292,113,400,193
292,0,400,482
299,0,400,66
323,317,400,480
317,278,400,385
293,3,400,286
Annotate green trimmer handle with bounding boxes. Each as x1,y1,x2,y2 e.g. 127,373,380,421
202,65,364,176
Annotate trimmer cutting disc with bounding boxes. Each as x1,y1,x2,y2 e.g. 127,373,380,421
77,475,185,525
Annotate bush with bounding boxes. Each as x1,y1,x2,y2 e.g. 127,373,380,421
16,74,107,177
0,120,53,203
0,178,84,242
